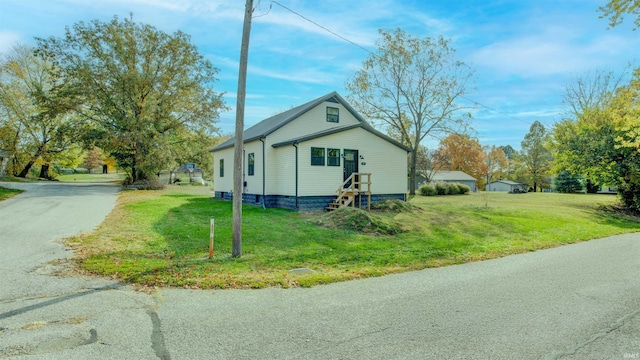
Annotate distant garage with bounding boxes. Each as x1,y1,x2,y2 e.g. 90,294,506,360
486,180,527,192
429,171,477,192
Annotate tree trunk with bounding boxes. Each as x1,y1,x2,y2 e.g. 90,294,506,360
17,160,35,178
39,164,50,179
103,164,108,174
131,159,137,183
17,147,44,178
409,148,417,196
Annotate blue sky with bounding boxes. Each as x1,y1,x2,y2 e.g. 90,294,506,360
0,0,638,149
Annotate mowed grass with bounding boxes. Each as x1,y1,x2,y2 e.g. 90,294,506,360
57,173,125,182
0,186,23,201
66,187,640,289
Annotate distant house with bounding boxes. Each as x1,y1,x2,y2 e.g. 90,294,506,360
0,150,10,177
210,92,411,211
159,164,206,185
486,180,527,192
426,170,477,192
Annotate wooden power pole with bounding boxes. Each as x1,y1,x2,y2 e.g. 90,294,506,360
232,0,253,257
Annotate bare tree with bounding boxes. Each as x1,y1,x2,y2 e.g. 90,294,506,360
346,28,473,195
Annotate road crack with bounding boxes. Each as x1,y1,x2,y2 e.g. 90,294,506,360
545,308,640,359
0,284,120,320
148,308,171,360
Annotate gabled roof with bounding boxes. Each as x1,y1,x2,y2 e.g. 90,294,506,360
212,91,369,152
271,123,411,152
430,170,476,181
488,180,525,186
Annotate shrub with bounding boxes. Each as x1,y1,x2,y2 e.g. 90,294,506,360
123,176,165,190
420,183,470,196
457,184,471,194
435,183,448,195
418,184,436,196
447,183,459,195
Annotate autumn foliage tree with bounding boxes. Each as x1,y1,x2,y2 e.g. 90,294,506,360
433,133,487,187
484,145,508,186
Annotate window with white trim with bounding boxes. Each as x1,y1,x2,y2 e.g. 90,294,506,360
326,107,339,123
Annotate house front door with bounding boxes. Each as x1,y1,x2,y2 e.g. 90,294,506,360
343,149,359,189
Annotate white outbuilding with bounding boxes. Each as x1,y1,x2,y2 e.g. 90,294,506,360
486,180,527,192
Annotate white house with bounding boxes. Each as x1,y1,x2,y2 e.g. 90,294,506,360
486,180,527,192
210,92,411,211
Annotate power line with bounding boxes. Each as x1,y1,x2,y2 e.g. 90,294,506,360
461,95,532,126
271,1,375,56
269,1,557,131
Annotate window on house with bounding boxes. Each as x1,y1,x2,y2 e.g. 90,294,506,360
248,153,255,176
219,159,224,177
327,148,340,166
311,147,325,166
326,107,339,123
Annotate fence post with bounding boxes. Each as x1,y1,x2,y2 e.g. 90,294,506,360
209,217,215,259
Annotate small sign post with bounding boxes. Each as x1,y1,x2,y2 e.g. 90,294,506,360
209,217,215,259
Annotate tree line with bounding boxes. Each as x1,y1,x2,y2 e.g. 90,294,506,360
344,2,639,211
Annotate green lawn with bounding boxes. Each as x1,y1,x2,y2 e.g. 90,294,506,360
66,187,640,289
0,176,37,183
0,186,23,201
56,173,125,182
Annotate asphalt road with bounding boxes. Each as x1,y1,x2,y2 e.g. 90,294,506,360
0,182,638,359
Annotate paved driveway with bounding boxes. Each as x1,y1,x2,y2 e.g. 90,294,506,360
0,182,638,359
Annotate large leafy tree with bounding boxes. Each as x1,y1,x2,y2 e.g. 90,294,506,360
555,69,640,210
433,133,487,186
553,70,622,184
612,71,640,209
35,16,225,182
0,44,79,178
498,145,518,179
346,28,473,195
554,170,583,193
521,121,553,192
484,145,508,187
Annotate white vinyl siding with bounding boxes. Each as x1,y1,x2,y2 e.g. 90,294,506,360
267,101,360,144
242,141,263,195
296,127,407,196
274,146,296,196
212,141,264,195
213,147,233,192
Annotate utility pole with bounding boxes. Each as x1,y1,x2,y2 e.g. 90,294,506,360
232,0,253,257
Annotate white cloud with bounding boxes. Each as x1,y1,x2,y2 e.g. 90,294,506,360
0,31,22,54
248,65,336,84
